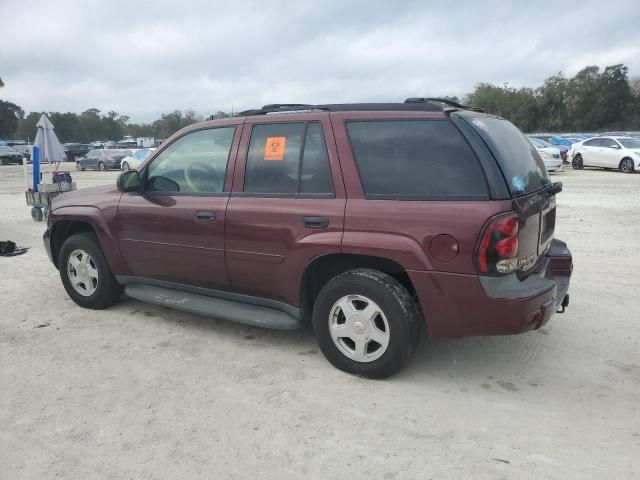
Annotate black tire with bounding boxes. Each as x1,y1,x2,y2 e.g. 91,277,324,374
98,161,106,171
572,154,584,170
76,162,85,171
58,232,123,309
121,161,130,172
620,157,634,173
312,269,421,379
31,207,43,222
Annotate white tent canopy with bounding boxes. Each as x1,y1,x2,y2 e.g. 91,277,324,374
33,114,66,163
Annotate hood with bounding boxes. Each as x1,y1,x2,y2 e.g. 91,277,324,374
51,184,121,211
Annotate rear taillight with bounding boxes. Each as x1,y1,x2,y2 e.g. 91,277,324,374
476,213,519,275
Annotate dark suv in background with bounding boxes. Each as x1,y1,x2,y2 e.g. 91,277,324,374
44,99,572,378
64,143,91,160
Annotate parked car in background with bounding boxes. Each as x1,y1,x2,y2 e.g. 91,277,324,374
11,144,33,162
569,136,640,173
121,148,156,171
64,143,91,160
76,149,131,171
0,145,24,165
529,137,564,172
529,134,570,161
44,99,572,378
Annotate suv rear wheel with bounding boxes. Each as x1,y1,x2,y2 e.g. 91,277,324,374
58,233,123,309
312,269,420,378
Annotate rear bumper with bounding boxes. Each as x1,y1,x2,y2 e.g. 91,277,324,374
409,239,572,338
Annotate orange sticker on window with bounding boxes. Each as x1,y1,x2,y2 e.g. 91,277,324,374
264,137,286,160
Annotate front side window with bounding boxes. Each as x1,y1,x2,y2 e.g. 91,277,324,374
600,138,618,148
146,127,235,193
347,120,488,198
244,122,334,195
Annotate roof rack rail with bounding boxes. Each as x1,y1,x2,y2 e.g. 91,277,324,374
236,104,330,116
404,97,484,112
234,99,483,117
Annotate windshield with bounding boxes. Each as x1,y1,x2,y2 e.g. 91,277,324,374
618,138,640,149
467,116,550,196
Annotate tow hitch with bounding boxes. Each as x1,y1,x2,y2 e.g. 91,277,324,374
557,294,569,314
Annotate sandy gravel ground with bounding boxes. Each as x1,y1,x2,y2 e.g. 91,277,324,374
0,163,639,479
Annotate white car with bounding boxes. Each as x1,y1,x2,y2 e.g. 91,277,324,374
121,148,156,171
529,137,564,172
568,136,640,173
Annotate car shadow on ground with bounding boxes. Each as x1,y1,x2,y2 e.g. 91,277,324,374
111,296,553,386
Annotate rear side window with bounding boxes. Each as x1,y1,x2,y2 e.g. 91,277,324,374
346,120,488,198
583,139,599,146
244,122,334,195
465,116,550,196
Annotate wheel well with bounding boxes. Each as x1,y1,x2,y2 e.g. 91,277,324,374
50,221,96,268
299,254,417,322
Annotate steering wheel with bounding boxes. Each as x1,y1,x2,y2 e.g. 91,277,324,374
184,162,222,192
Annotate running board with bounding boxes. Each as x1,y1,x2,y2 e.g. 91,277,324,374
124,284,304,330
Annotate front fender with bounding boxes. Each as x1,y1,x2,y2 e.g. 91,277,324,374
49,205,128,275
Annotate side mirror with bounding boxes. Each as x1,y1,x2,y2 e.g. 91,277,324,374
612,144,621,149
117,170,142,193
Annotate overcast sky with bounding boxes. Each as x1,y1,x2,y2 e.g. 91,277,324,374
1,0,639,123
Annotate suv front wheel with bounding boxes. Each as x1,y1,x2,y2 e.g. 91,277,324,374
312,269,421,378
58,233,123,309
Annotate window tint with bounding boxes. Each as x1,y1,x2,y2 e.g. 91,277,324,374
600,138,617,148
146,127,234,193
466,116,549,196
583,139,600,147
244,122,333,195
300,123,333,194
347,120,488,198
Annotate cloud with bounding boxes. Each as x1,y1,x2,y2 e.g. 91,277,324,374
1,0,639,122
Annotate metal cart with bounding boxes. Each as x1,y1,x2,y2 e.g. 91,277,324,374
25,181,76,221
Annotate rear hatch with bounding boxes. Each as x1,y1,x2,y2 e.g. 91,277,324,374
464,115,555,275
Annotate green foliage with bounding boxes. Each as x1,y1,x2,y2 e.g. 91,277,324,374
0,100,24,138
8,108,213,143
466,64,640,132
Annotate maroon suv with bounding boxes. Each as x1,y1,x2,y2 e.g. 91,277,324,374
44,99,572,378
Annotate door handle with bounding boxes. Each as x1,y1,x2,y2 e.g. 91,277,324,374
194,211,216,222
302,216,329,230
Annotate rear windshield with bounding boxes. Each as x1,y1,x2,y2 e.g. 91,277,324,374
618,138,640,149
346,120,488,199
466,116,550,196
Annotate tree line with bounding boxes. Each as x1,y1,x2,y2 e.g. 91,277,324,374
464,64,640,133
1,63,639,142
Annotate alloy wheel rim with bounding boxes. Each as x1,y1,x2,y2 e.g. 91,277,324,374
328,294,390,363
622,160,632,172
67,249,99,296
